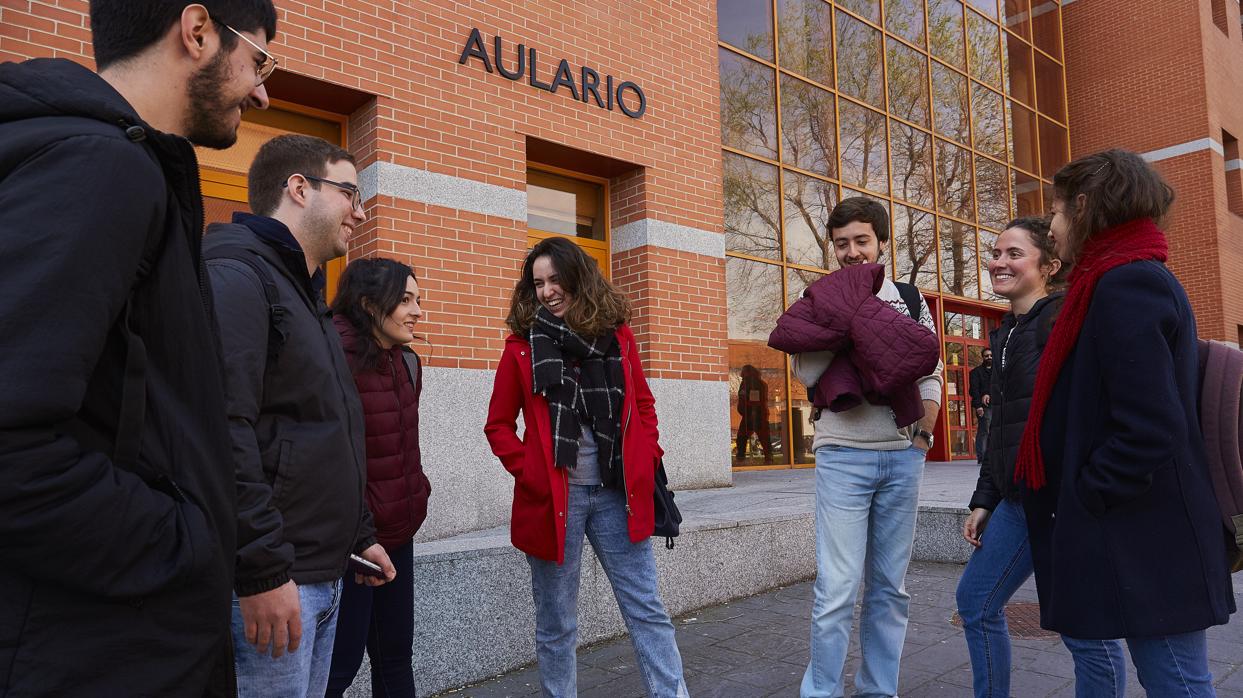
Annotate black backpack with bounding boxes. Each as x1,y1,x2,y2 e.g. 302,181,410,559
202,247,289,362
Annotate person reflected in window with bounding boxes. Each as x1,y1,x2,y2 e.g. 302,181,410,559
968,348,993,464
736,364,774,464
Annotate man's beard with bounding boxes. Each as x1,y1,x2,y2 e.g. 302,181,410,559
185,49,241,149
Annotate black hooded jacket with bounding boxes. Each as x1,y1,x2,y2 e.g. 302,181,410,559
204,216,375,595
968,292,1063,511
0,59,237,695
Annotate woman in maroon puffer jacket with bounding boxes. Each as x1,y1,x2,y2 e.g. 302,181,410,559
326,257,431,698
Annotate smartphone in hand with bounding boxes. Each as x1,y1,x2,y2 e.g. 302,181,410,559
348,553,385,579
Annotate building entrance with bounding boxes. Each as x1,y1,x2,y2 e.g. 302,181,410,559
941,306,1000,460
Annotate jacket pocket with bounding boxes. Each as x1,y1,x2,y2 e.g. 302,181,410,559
271,439,294,506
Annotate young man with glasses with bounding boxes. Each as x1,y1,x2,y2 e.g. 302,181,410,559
0,2,275,695
204,134,394,697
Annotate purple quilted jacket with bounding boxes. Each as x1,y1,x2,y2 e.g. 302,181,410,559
767,264,941,427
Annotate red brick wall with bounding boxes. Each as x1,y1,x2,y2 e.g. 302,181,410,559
1063,0,1243,342
1,0,727,375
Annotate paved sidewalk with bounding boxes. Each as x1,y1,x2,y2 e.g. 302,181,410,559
440,561,1243,697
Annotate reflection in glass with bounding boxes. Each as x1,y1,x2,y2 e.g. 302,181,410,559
1030,0,1061,59
893,204,939,291
887,40,929,128
971,83,1006,160
966,0,998,18
978,228,1003,301
718,0,775,59
940,218,980,298
975,155,1009,230
786,265,822,465
527,170,606,239
1039,117,1069,179
784,171,838,270
724,152,782,259
885,0,926,45
836,11,885,108
929,0,966,69
1034,51,1065,121
781,75,836,177
727,257,789,466
720,49,779,160
890,121,935,209
839,101,890,195
1008,100,1038,174
1011,168,1042,217
967,9,1002,87
936,138,975,220
1004,0,1030,40
1005,36,1035,106
932,63,970,143
778,0,834,87
837,0,881,23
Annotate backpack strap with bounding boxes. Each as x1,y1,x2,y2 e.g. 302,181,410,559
894,281,922,322
400,348,422,392
204,246,288,362
112,135,178,496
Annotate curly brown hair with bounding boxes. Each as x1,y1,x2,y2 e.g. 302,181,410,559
505,237,630,338
1051,149,1174,263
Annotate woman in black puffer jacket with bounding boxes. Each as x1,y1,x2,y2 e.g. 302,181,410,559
955,217,1125,698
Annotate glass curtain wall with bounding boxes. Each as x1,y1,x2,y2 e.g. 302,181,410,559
719,0,1067,468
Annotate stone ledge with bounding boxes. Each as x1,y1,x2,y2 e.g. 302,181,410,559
345,465,980,696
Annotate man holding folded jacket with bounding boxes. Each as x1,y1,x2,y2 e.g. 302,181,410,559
768,196,944,698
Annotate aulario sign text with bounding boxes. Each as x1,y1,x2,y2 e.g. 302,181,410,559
457,28,647,119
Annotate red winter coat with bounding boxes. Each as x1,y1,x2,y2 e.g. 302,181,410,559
335,317,431,551
768,264,940,427
484,323,663,564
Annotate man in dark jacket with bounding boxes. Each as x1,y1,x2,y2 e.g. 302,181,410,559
968,348,993,463
0,2,275,695
205,134,393,697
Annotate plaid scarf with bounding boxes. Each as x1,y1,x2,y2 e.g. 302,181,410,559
530,308,625,487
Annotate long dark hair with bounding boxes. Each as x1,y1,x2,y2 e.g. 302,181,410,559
505,237,629,337
1051,148,1174,263
331,257,416,372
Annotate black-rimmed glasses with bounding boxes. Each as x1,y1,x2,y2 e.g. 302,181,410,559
284,175,363,210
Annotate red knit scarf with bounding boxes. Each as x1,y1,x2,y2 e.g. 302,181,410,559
1013,218,1169,490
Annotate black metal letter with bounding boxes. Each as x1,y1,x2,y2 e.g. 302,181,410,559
457,28,493,73
616,81,647,119
493,35,525,80
606,75,614,110
581,66,604,107
528,47,553,91
550,59,580,101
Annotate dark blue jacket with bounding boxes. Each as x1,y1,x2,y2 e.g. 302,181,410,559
1024,261,1235,639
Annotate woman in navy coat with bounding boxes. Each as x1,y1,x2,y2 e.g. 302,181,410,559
1019,149,1234,696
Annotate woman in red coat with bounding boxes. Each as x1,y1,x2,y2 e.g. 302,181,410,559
327,258,431,698
485,237,688,697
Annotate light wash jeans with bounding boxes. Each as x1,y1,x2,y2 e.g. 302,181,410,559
956,498,1127,697
801,444,925,698
527,484,689,698
232,579,343,698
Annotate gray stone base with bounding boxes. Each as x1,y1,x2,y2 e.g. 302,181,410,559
343,465,980,696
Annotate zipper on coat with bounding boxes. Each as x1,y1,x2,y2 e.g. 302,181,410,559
620,352,633,516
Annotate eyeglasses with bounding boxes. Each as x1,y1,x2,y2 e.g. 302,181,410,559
285,175,364,211
220,22,279,85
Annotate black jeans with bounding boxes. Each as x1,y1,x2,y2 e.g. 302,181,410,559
326,541,416,697
975,407,991,462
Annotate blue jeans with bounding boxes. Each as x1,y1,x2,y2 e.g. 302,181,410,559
326,541,416,697
1124,631,1214,697
802,444,925,698
232,579,343,698
956,498,1127,697
526,485,688,698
